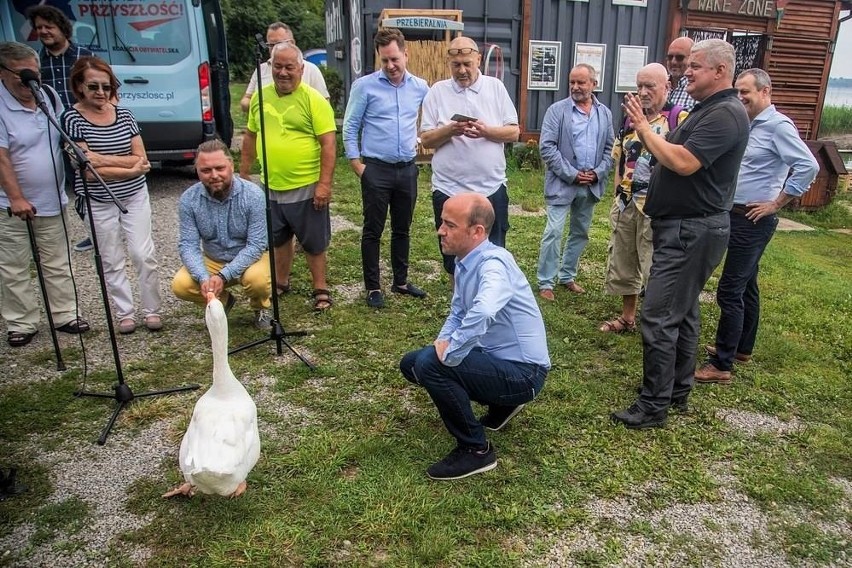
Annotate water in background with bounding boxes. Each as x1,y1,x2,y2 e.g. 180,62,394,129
825,85,852,107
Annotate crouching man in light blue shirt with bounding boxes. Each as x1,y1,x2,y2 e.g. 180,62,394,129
399,193,550,481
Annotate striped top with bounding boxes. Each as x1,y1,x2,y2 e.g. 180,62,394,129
39,43,93,108
62,105,146,202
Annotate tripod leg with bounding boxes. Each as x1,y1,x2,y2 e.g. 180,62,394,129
97,400,127,446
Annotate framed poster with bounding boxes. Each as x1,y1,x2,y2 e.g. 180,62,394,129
613,0,647,6
615,45,648,92
573,42,607,92
528,40,561,90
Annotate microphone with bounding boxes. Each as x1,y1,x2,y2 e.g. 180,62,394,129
254,33,269,53
18,68,47,109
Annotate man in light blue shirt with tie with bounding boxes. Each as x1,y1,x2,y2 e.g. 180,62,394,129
695,68,818,384
343,28,429,309
400,193,550,480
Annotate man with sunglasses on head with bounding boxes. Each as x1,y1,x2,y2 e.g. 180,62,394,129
666,37,695,110
27,5,95,253
240,22,329,113
0,42,90,348
421,36,519,283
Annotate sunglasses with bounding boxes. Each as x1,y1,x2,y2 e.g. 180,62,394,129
267,39,295,49
447,47,479,56
85,83,113,92
0,64,38,80
666,54,686,62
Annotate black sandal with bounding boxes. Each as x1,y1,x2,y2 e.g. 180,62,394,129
56,317,90,334
7,330,37,347
312,289,333,311
277,281,291,295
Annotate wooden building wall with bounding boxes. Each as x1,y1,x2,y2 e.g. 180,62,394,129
671,0,845,140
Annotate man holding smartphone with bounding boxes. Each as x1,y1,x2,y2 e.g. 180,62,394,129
420,36,519,280
343,28,429,309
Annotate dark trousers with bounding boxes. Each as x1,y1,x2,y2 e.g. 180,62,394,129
639,214,730,413
710,211,778,371
399,346,547,448
360,159,418,290
432,185,510,274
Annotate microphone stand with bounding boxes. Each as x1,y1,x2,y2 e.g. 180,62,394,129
229,34,314,370
26,82,199,445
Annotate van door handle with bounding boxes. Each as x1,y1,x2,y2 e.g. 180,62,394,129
124,77,149,84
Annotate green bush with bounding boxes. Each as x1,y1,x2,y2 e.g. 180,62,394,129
819,104,852,137
508,139,543,171
321,65,344,117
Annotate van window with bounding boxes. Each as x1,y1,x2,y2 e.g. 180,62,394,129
9,0,192,66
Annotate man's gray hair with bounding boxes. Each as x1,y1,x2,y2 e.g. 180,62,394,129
692,39,735,79
573,63,598,82
0,42,38,67
737,67,772,91
268,22,292,34
271,41,303,64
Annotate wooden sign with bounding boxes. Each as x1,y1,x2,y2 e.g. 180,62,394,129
381,17,465,31
688,0,778,19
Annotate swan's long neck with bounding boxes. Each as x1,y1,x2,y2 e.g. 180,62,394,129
208,311,234,388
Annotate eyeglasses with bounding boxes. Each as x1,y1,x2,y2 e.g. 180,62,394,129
447,47,479,56
267,39,295,49
0,64,38,79
666,54,686,62
85,83,113,92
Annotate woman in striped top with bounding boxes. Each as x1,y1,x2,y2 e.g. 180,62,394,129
62,56,162,334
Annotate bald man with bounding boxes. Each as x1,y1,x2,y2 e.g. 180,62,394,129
666,37,695,109
600,63,687,333
420,36,520,279
399,193,550,480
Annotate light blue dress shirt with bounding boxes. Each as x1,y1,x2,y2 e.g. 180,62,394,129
571,103,600,171
342,69,429,163
438,240,551,368
734,105,819,204
177,176,268,283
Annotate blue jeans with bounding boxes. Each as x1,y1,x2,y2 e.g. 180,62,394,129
537,187,598,289
399,346,547,448
432,186,510,274
639,214,729,413
710,211,778,371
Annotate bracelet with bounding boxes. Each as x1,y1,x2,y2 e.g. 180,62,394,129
215,272,226,282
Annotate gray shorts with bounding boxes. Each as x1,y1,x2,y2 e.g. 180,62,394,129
269,187,331,254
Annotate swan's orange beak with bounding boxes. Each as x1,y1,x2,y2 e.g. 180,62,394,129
206,291,216,304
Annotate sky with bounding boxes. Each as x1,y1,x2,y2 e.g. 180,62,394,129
831,19,852,78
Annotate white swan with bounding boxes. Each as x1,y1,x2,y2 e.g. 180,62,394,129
163,292,260,498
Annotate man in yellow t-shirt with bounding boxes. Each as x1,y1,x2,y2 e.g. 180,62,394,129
240,42,337,311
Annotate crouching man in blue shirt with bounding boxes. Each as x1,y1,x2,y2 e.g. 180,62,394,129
172,139,272,329
399,193,550,480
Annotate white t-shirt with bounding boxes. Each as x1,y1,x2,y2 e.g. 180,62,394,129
245,60,329,99
420,74,518,196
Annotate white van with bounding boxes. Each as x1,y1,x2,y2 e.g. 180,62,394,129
1,0,233,164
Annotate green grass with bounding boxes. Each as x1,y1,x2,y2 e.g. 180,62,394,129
1,156,851,565
819,104,852,137
229,81,248,132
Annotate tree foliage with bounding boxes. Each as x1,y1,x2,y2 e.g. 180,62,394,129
220,0,326,81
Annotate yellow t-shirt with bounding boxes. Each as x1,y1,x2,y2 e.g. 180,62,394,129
247,82,336,191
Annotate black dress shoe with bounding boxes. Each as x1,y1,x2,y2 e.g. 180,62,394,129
391,283,427,298
611,403,667,429
670,395,689,413
366,290,385,308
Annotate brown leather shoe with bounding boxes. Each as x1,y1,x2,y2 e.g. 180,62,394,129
563,281,585,294
694,363,732,385
539,289,555,301
705,344,751,363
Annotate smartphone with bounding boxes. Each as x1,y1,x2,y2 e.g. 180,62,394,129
451,113,477,123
